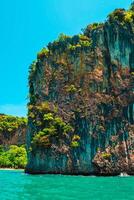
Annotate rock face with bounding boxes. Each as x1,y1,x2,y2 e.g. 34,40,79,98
26,5,134,175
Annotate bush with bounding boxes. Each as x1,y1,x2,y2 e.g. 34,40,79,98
71,134,80,148
57,33,71,42
0,145,27,169
108,9,125,22
101,153,111,159
32,134,51,148
43,113,54,121
124,11,134,23
66,85,77,93
71,141,79,148
37,48,49,59
32,113,73,148
72,135,80,141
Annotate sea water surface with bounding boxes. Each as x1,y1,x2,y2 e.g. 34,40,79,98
0,170,134,200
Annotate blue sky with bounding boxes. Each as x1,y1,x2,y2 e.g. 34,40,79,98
0,0,132,117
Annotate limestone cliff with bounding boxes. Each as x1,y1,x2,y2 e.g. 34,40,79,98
26,4,134,175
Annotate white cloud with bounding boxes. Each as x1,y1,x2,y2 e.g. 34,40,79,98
0,104,27,117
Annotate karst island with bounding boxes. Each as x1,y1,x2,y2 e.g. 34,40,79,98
25,3,134,175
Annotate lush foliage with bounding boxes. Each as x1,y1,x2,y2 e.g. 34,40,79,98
29,102,73,148
108,8,134,24
36,33,92,61
66,84,77,93
0,145,27,168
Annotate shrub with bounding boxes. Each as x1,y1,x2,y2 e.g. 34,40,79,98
68,44,77,51
71,134,80,148
71,141,79,148
84,23,104,36
108,9,125,22
101,153,111,159
79,40,91,47
43,113,54,121
37,102,51,113
57,33,71,42
37,48,49,59
124,11,134,23
32,134,51,148
72,135,80,141
0,145,27,169
66,85,77,93
78,34,89,41
42,127,57,136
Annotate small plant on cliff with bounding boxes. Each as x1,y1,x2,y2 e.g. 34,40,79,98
37,48,49,60
108,8,134,24
57,33,72,42
66,84,77,93
101,153,111,160
43,113,54,121
83,23,104,36
124,10,134,23
71,141,79,148
28,102,52,120
72,135,80,141
108,9,125,23
71,134,80,148
32,134,51,148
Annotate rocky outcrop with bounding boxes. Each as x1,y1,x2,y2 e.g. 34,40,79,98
0,114,27,146
26,4,134,175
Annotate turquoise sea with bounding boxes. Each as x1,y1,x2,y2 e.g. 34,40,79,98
0,170,134,200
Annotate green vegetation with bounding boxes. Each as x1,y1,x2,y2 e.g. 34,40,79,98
0,145,27,169
0,114,27,135
37,48,50,60
66,84,77,93
71,141,79,148
56,33,72,42
108,8,134,24
71,134,80,148
32,134,51,148
36,33,92,61
29,102,73,148
67,34,92,51
83,23,104,36
124,11,134,23
101,153,111,160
